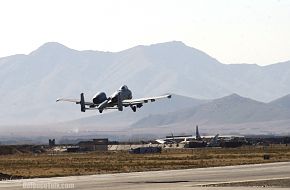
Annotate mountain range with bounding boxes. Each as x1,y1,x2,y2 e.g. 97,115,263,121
128,93,290,135
0,41,290,136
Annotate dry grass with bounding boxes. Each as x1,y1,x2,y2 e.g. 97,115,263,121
0,145,290,178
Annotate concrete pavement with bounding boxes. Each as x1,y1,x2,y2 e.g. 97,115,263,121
1,161,290,190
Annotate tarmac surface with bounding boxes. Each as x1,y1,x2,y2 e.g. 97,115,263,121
1,161,290,190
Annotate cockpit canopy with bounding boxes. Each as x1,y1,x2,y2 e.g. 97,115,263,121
119,85,128,91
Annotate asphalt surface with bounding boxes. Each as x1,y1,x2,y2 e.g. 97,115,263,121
1,162,290,190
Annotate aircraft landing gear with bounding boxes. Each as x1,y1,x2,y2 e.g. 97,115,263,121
99,109,103,113
131,105,137,112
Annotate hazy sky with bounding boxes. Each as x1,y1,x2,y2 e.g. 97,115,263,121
0,0,289,65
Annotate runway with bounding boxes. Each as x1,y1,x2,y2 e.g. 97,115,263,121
1,162,290,190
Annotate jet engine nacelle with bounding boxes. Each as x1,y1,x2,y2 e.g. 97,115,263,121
92,92,107,104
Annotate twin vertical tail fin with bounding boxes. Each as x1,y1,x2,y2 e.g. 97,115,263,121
80,93,86,112
117,91,123,111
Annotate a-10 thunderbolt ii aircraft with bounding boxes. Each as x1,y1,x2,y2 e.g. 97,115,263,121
56,85,171,113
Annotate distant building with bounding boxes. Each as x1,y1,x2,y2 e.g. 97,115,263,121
66,146,80,152
78,138,108,151
129,147,161,154
49,139,56,146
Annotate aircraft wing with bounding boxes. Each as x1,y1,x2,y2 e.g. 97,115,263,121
122,94,171,105
56,98,95,106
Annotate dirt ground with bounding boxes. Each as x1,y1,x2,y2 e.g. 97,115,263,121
0,145,290,179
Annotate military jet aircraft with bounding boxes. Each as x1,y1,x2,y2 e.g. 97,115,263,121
56,85,171,113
